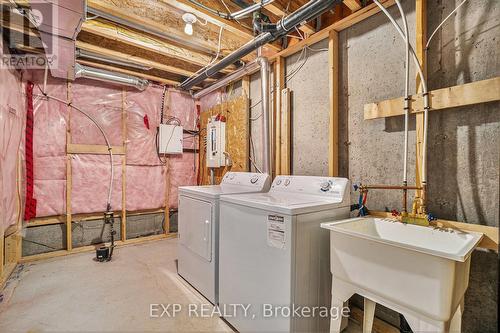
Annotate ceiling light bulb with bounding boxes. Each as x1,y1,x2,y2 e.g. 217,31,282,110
184,22,193,36
182,13,197,36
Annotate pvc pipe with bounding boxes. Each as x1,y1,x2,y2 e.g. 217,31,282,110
372,0,430,189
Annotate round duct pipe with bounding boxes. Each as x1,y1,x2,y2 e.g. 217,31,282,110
74,63,149,91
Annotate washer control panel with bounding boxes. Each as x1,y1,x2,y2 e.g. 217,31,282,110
221,172,271,190
270,176,349,199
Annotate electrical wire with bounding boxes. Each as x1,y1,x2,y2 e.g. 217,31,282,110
34,85,114,211
426,0,469,50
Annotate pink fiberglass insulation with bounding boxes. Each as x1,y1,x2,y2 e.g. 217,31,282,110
70,79,124,146
71,154,123,215
199,90,223,113
33,155,66,217
126,165,166,211
169,153,197,208
169,89,196,130
0,40,26,231
126,86,163,166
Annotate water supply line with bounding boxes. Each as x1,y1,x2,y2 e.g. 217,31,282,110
75,63,149,91
180,0,341,90
372,0,430,215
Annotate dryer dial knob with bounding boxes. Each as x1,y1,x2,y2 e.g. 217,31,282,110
250,176,259,184
320,181,331,192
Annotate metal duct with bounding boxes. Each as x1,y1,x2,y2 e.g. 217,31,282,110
230,0,276,20
76,49,152,71
75,63,149,90
180,0,340,90
258,53,272,175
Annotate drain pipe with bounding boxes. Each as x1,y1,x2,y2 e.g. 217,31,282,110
257,49,272,175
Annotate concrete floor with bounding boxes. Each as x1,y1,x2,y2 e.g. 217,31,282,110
0,238,363,332
0,239,232,332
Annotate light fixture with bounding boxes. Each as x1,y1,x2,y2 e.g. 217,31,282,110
182,13,197,36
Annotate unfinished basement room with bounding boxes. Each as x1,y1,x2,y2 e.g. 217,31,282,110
0,0,498,332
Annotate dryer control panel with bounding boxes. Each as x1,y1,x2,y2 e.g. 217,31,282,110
221,172,271,190
271,176,349,201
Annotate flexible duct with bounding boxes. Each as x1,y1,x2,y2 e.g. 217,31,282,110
74,63,149,90
180,0,341,90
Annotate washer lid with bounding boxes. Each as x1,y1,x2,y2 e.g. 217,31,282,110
220,192,349,215
179,172,271,199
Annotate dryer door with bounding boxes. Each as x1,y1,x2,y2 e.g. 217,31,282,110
179,196,213,262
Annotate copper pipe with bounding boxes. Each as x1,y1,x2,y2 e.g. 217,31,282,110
361,185,422,190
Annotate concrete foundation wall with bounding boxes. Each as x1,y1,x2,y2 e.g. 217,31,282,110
276,0,498,331
23,213,167,256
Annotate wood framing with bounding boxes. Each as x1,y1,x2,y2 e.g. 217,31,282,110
258,0,316,34
280,88,291,175
81,20,235,73
328,30,339,177
66,143,126,155
415,0,427,199
66,82,73,252
270,0,396,60
364,77,500,119
19,233,177,264
121,90,127,242
274,57,285,175
343,0,363,12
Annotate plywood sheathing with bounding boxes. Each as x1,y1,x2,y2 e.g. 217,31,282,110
199,96,249,185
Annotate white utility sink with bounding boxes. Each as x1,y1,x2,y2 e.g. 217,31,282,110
321,217,483,333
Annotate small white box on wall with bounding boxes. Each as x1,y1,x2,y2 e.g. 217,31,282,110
158,124,183,154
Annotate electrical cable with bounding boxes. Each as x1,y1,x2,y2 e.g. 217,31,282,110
426,0,469,50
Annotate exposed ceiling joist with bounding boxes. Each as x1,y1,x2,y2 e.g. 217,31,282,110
258,0,316,35
81,19,235,73
76,41,216,82
343,0,363,11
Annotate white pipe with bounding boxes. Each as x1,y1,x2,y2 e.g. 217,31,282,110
394,0,410,188
426,0,469,50
373,0,430,187
257,49,272,175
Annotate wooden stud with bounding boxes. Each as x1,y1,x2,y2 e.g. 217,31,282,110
66,143,126,155
343,0,363,12
66,82,73,251
364,77,500,119
415,0,427,199
274,57,285,176
164,89,171,235
280,88,291,175
328,30,339,177
241,76,250,99
121,89,127,242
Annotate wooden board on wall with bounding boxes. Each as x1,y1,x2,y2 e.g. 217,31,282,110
199,96,249,185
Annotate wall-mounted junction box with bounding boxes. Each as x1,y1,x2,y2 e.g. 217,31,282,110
158,124,183,154
206,118,226,168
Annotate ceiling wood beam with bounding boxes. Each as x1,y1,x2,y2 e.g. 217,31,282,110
159,0,280,53
81,19,235,73
257,1,316,35
75,41,216,81
343,0,363,12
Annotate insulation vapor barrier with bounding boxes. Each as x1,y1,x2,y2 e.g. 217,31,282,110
26,74,197,218
0,41,26,231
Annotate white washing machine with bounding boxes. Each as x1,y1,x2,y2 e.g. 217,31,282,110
219,175,350,332
177,172,271,304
